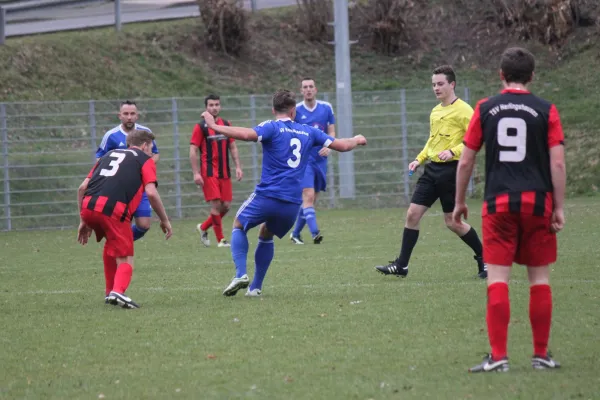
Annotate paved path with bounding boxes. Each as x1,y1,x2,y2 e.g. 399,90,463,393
4,0,296,38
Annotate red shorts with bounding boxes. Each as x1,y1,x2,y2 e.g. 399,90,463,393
482,212,557,267
80,209,134,258
202,176,232,202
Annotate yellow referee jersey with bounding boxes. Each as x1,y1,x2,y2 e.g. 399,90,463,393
415,98,474,164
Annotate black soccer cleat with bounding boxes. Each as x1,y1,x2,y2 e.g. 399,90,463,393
375,260,408,277
532,353,561,370
313,232,323,244
475,256,487,279
469,353,509,373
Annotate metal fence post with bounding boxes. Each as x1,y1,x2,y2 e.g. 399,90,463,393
0,7,6,45
1,103,10,231
115,0,122,32
89,100,97,162
172,98,182,219
323,92,336,209
250,0,257,12
464,86,474,196
400,89,410,204
249,95,259,186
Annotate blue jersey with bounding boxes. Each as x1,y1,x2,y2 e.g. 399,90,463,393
253,118,335,204
96,124,159,159
294,101,335,164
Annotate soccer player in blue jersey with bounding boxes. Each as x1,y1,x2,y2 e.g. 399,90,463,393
96,101,160,241
290,78,336,244
200,89,367,297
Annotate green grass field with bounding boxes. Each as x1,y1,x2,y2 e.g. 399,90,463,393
1,198,599,399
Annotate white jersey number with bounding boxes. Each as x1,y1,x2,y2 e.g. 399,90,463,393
287,138,302,168
99,152,126,177
498,117,527,162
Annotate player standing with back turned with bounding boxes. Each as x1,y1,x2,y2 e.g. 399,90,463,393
454,47,565,372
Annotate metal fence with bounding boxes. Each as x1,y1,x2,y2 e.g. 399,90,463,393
0,89,477,231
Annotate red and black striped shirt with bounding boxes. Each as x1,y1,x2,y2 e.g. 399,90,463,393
463,89,565,217
83,148,158,222
190,118,234,179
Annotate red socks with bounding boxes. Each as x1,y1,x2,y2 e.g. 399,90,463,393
486,282,553,360
103,247,117,296
211,214,224,242
486,282,510,360
530,284,552,357
112,263,133,294
200,211,228,234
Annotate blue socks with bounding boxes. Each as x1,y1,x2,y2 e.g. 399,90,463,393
131,224,148,241
303,207,319,237
292,207,306,237
231,228,249,278
250,237,274,291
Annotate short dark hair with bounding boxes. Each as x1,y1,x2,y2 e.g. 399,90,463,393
204,94,220,107
126,129,155,148
500,47,535,84
301,77,315,85
432,65,456,85
120,100,137,109
272,89,297,113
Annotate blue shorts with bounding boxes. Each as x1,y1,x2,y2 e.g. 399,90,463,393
235,193,301,239
133,192,153,218
301,161,327,192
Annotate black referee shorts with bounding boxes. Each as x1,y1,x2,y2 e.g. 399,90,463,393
411,161,458,213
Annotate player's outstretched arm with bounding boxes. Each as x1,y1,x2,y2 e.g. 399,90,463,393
201,111,258,142
328,135,367,152
145,183,173,239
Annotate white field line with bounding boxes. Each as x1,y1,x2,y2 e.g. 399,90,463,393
4,278,598,296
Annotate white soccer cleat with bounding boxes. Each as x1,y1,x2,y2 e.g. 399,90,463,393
218,239,231,247
245,288,262,297
106,291,140,309
222,274,250,297
196,224,210,247
289,233,304,245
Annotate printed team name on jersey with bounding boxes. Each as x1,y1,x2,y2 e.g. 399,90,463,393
279,127,309,136
489,103,539,117
206,134,229,141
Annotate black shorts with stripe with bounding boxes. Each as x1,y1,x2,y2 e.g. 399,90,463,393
411,161,457,213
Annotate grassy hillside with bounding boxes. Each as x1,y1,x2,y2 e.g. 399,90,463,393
0,5,598,200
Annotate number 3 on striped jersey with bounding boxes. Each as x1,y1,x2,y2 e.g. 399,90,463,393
498,117,527,162
287,138,302,168
100,152,126,177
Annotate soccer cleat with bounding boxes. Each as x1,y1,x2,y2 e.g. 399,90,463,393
218,239,231,248
312,231,323,244
469,354,509,373
375,260,408,277
532,353,561,370
290,233,305,245
106,291,140,309
196,224,210,247
223,274,250,297
245,288,262,297
475,256,487,279
104,296,111,305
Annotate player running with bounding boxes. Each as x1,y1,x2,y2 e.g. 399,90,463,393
200,89,367,297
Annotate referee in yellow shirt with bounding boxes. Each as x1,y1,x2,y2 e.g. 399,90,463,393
376,65,487,279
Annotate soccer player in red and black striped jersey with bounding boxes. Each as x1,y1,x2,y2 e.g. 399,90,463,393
77,130,173,309
453,47,566,372
190,94,243,248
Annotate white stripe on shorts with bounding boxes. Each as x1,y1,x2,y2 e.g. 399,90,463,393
235,192,257,219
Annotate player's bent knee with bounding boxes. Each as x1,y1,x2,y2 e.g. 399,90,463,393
258,223,274,239
486,264,512,285
233,218,244,230
405,204,426,228
134,217,151,230
527,265,550,286
221,202,231,213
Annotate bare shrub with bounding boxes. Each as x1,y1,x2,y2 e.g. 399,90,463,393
296,0,333,42
198,0,249,56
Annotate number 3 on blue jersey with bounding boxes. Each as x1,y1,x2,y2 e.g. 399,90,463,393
287,138,302,168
